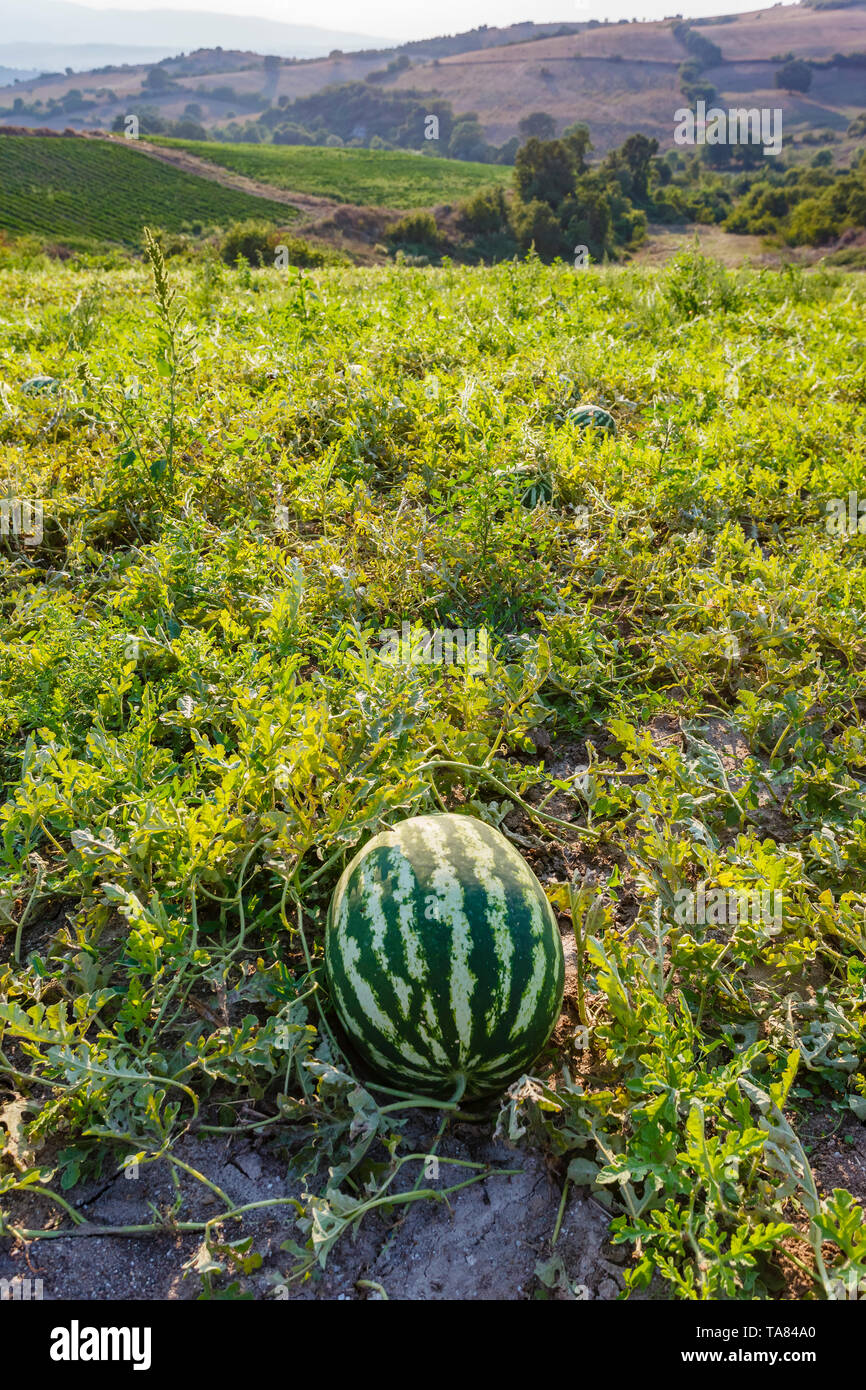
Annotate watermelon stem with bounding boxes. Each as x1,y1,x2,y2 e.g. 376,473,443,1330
378,1074,468,1260
417,758,600,841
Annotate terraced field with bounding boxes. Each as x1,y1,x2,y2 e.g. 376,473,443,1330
0,135,297,247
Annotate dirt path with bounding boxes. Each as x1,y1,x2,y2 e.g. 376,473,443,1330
91,133,342,225
634,221,771,268
92,135,399,262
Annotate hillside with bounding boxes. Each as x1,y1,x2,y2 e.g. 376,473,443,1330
152,138,511,208
379,6,866,149
0,134,298,247
2,4,865,155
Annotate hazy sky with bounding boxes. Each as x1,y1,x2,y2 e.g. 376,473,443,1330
70,1,801,45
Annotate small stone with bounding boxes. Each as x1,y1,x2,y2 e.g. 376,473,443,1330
235,1152,262,1180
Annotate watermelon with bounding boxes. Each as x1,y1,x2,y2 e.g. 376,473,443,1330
568,404,616,437
21,376,61,396
494,464,552,508
325,813,565,1098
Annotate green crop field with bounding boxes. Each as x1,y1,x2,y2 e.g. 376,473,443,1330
0,135,297,248
0,246,865,1306
154,137,512,207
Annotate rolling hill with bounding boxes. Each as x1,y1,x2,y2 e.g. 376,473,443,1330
2,5,864,155
0,134,298,247
150,138,511,208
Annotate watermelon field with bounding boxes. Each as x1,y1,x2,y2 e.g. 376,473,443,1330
0,243,865,1305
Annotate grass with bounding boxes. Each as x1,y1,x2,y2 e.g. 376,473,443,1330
0,135,296,248
153,137,513,208
0,245,865,1300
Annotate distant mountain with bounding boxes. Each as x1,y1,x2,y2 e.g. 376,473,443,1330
0,45,186,79
0,65,40,88
0,1,391,69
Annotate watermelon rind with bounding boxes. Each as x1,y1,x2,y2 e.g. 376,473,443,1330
325,813,565,1099
567,404,617,437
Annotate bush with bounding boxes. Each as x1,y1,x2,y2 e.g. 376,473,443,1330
785,197,843,246
511,198,567,259
219,222,329,268
385,211,443,249
219,220,276,266
458,185,509,235
173,120,207,140
273,124,313,145
776,59,812,93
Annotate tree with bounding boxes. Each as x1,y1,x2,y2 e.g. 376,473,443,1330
776,59,812,93
144,67,172,91
620,133,659,203
562,122,592,174
514,138,576,210
111,105,166,135
173,119,206,140
561,173,614,261
448,118,490,161
519,111,556,142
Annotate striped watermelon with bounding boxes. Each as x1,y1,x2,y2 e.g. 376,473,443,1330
568,404,617,437
494,464,553,509
325,813,565,1099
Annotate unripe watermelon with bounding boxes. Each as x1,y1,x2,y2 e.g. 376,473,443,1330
568,404,616,437
325,813,565,1098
